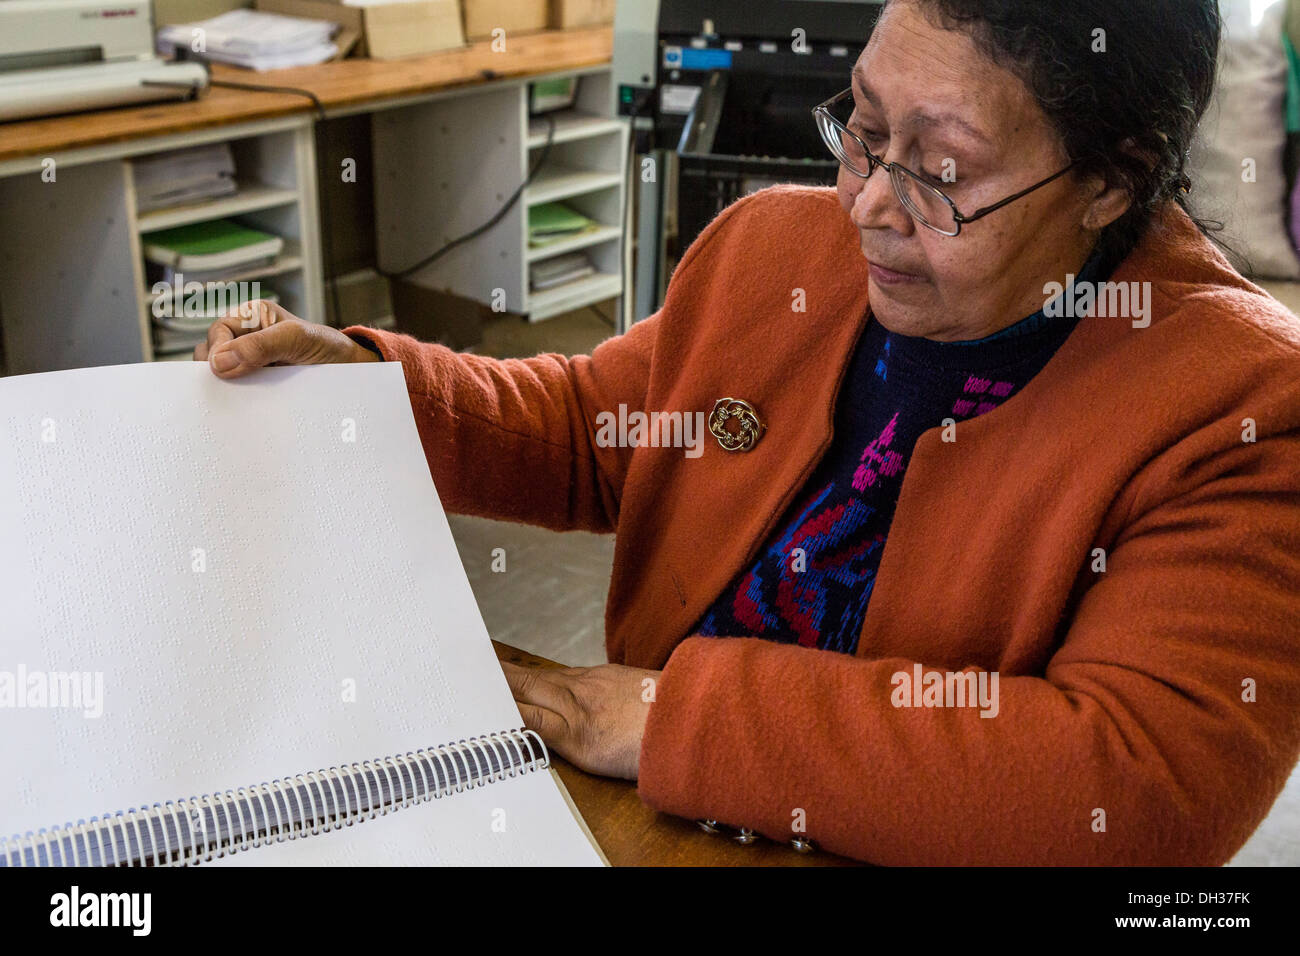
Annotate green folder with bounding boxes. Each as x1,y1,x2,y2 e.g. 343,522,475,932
529,202,597,245
142,219,283,271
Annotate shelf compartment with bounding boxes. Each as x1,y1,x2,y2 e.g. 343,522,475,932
140,240,303,305
526,224,622,262
525,167,623,206
136,181,300,233
527,271,622,322
527,111,624,148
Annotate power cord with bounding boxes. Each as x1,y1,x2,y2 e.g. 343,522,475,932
377,112,557,281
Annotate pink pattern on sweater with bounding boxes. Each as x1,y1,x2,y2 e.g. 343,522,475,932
852,411,905,492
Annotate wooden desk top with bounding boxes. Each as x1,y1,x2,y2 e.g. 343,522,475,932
0,27,612,162
491,641,857,867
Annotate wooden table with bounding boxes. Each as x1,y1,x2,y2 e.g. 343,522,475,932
0,26,614,163
491,641,857,866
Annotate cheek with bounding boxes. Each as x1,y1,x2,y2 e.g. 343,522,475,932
837,167,860,214
917,231,982,290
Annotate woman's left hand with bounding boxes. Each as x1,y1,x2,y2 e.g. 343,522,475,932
501,661,661,780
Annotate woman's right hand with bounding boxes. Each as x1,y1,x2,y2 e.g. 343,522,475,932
195,300,380,378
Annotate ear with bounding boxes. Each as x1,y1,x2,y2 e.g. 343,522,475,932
1081,134,1160,231
1080,174,1132,232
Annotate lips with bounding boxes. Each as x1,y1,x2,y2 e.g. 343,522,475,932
870,262,918,279
860,244,923,282
867,260,924,285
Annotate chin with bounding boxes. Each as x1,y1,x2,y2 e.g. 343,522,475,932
868,283,930,333
869,307,916,336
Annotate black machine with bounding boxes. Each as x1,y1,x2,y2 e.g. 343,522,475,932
614,0,883,318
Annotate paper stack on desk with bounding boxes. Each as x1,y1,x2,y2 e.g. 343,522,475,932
0,362,604,866
157,9,341,71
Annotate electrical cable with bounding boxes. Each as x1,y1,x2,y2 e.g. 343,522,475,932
376,112,557,281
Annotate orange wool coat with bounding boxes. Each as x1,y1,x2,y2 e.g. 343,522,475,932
346,185,1300,865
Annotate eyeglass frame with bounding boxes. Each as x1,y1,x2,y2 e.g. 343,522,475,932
812,87,1078,237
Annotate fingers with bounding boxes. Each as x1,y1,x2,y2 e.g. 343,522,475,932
207,318,306,378
200,300,284,375
501,661,578,714
514,701,572,751
204,298,269,353
503,663,579,757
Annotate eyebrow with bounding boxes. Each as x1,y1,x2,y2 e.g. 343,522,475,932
851,68,994,148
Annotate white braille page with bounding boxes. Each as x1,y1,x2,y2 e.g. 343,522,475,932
0,361,602,866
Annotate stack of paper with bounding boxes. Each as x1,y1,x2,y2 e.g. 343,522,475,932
529,252,596,292
157,9,340,71
133,144,237,213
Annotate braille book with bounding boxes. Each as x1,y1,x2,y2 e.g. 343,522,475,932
0,361,605,867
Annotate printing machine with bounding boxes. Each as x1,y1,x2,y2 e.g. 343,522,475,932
613,0,883,322
0,0,209,123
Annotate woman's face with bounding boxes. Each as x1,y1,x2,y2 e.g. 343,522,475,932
840,0,1112,340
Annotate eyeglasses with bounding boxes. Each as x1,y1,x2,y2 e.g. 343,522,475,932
812,87,1077,237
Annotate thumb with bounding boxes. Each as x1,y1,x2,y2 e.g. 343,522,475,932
209,321,306,377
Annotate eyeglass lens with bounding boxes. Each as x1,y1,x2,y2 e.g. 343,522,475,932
818,94,960,236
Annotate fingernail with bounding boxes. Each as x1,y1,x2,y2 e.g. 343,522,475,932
211,349,239,372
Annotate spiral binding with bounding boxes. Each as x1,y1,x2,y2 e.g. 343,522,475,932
0,728,548,867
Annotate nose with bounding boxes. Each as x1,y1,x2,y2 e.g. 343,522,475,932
847,165,914,237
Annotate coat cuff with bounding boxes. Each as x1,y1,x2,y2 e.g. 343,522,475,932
342,325,443,385
348,330,385,362
638,636,795,840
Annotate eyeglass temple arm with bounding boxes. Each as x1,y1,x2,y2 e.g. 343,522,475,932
958,162,1079,223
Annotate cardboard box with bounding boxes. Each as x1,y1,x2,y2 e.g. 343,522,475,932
256,0,465,61
462,0,549,41
325,270,394,328
549,0,614,29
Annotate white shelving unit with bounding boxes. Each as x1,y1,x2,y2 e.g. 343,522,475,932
0,116,323,373
135,128,322,361
0,62,624,374
373,66,626,323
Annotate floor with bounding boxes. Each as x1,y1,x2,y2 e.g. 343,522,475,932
447,303,618,667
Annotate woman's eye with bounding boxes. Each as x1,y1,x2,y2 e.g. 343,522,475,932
919,164,961,187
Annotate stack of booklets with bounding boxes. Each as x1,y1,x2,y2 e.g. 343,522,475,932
528,202,601,248
530,252,596,292
133,143,237,213
143,219,285,283
157,9,340,71
0,362,605,866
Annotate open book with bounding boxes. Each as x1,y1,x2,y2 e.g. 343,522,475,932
0,361,605,867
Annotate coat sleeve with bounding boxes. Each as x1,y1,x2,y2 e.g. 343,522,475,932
636,428,1300,865
341,314,658,533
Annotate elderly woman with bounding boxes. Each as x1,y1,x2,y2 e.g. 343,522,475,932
199,0,1300,865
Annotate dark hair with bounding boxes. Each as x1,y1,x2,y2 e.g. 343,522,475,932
892,0,1222,267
